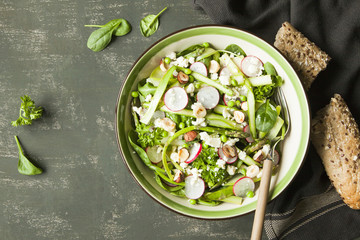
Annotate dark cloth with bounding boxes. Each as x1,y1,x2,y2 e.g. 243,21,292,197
194,0,360,239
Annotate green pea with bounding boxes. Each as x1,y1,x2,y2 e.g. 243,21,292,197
227,100,235,107
195,83,201,89
189,75,194,83
221,134,228,142
164,57,171,64
131,91,139,98
184,68,192,75
246,190,254,198
239,95,247,102
202,42,210,48
179,122,185,129
189,199,197,205
231,79,238,86
182,143,189,148
202,143,209,149
235,100,241,107
161,131,168,137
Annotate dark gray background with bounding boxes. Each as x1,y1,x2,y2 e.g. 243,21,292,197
0,0,265,239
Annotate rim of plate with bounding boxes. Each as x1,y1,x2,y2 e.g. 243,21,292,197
115,25,310,219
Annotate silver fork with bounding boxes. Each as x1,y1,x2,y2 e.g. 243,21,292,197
251,87,291,240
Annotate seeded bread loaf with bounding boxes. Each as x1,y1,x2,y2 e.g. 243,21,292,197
311,94,360,209
274,22,331,90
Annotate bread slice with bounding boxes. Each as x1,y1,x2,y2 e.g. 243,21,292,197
311,94,360,209
274,22,331,90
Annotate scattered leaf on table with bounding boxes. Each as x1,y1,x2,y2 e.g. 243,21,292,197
140,7,167,37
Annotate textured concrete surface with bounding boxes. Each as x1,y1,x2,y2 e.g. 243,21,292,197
0,0,263,239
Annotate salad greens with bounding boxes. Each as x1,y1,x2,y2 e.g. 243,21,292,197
85,18,132,52
129,42,285,205
140,7,167,37
12,95,43,127
14,136,43,175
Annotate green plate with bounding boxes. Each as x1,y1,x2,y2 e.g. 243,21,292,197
115,25,310,219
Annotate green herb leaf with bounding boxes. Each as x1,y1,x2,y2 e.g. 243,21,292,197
14,136,43,175
224,44,246,56
113,19,132,37
11,95,43,127
87,25,118,52
176,44,204,58
255,100,277,132
140,7,167,37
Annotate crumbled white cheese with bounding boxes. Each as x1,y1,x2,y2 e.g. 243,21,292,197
230,53,235,58
188,57,195,64
210,73,219,80
180,162,188,169
222,108,232,120
216,159,226,169
219,75,231,86
186,83,195,93
192,117,206,127
238,150,247,160
214,167,220,172
224,138,239,147
170,152,179,163
199,132,221,148
145,94,152,102
233,85,248,96
156,146,163,154
166,52,176,60
175,56,189,68
227,165,237,176
132,106,146,118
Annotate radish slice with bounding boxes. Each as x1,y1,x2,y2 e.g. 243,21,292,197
218,147,238,164
241,56,263,77
271,149,280,165
145,146,162,164
190,62,208,76
197,86,220,109
163,87,188,112
233,177,255,197
185,142,202,163
219,67,231,78
185,175,205,199
244,125,254,143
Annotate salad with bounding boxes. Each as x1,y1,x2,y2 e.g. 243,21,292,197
128,42,285,206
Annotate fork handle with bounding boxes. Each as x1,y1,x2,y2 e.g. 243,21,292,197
251,159,273,240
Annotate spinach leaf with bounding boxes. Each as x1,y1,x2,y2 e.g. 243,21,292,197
87,25,118,52
176,44,204,58
255,100,277,132
85,18,132,37
14,136,43,175
263,62,277,76
140,7,167,37
224,44,246,56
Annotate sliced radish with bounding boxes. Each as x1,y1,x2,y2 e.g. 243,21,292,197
197,86,220,109
163,87,188,112
190,62,208,76
185,175,205,199
185,142,202,163
219,66,231,78
218,147,238,164
241,56,263,77
145,146,162,164
233,177,255,197
271,149,280,165
244,125,254,143
223,94,233,106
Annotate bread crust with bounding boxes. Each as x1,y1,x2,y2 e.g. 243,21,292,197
311,94,360,209
274,22,331,90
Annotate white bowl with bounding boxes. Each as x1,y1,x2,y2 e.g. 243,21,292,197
116,25,310,219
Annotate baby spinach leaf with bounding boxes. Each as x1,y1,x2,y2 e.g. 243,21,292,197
263,62,278,76
14,136,43,175
176,44,204,57
113,19,132,37
87,25,118,52
225,44,246,56
255,100,277,132
140,7,167,37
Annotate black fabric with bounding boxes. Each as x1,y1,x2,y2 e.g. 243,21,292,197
194,0,360,239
